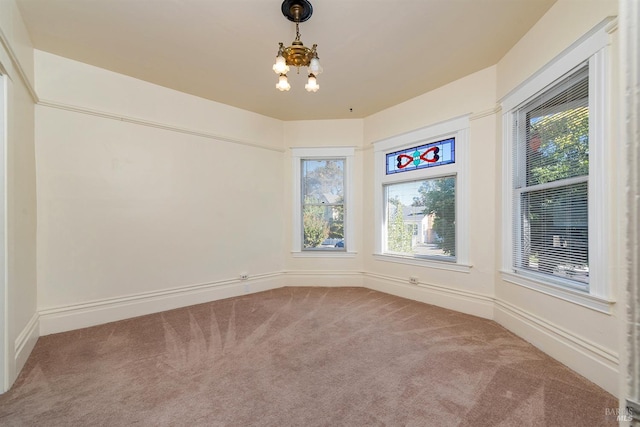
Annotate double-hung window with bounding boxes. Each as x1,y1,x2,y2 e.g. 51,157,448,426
501,21,613,310
513,66,589,289
374,116,470,271
292,147,355,255
301,159,345,250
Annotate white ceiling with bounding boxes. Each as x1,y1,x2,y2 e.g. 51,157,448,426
16,0,556,121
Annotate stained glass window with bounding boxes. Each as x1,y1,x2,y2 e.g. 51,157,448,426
385,137,455,175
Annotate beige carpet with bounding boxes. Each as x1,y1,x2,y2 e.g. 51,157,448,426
0,287,618,426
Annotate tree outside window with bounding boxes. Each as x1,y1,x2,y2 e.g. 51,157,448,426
516,67,589,286
301,159,345,250
384,177,456,260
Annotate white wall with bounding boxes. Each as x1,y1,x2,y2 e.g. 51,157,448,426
0,0,38,391
496,0,619,101
494,0,621,395
282,119,365,286
35,51,286,333
362,66,499,319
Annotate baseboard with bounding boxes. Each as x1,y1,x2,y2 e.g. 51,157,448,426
39,272,284,335
494,298,619,395
366,272,619,394
284,270,365,288
39,270,364,336
34,270,620,397
14,313,39,377
363,272,494,319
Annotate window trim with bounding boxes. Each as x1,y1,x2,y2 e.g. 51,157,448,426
373,115,470,269
500,20,615,311
291,147,355,256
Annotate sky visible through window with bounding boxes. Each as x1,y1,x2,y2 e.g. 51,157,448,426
386,181,423,205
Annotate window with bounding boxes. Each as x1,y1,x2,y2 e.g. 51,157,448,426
501,21,612,310
374,116,470,271
513,66,589,290
292,147,355,256
301,159,345,250
385,137,456,175
384,176,456,261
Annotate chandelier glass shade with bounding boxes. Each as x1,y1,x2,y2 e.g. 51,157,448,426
273,0,322,92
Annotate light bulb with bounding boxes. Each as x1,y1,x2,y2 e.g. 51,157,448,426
273,55,289,75
276,74,291,91
305,74,319,92
309,57,322,75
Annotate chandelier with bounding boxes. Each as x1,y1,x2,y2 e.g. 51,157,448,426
272,0,322,92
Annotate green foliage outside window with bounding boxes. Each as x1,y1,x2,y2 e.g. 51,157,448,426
524,104,589,275
387,197,412,253
303,198,329,248
302,159,344,249
414,177,456,256
527,107,589,186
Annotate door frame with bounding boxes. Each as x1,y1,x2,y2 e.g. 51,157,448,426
0,69,7,392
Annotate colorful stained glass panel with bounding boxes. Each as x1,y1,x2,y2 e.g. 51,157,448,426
385,137,455,175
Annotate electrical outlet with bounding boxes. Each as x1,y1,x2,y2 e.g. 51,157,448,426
240,273,249,280
409,276,418,285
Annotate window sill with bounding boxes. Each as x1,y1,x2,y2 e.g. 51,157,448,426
500,270,615,314
373,253,472,273
291,251,357,259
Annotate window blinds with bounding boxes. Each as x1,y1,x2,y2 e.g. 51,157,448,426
513,65,590,288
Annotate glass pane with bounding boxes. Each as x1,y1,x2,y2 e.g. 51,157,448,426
519,182,588,284
525,73,589,186
302,159,344,203
384,176,455,260
303,205,344,249
385,137,455,175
